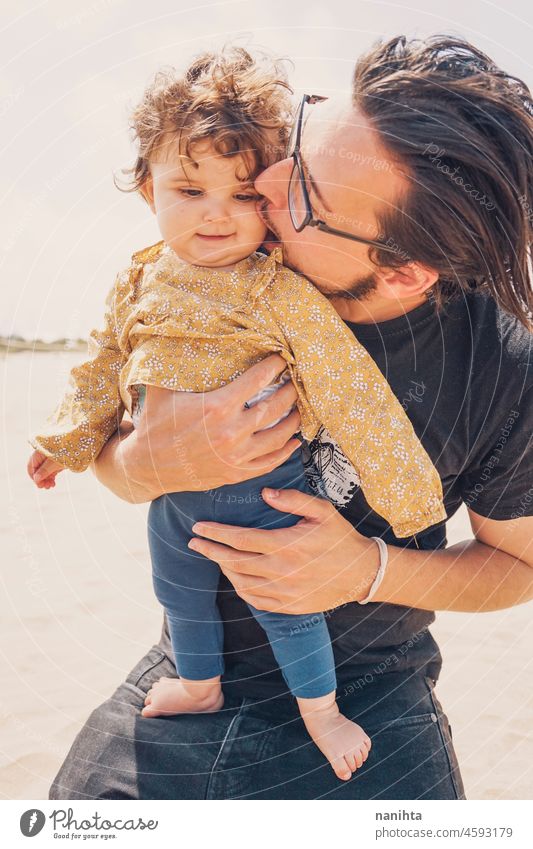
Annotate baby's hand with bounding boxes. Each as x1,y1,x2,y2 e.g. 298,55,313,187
27,450,66,489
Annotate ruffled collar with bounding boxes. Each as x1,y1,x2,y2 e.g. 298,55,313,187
144,244,284,300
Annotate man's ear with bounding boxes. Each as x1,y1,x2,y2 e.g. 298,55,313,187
139,176,156,214
376,262,438,300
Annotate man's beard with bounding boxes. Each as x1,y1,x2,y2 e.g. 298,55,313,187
260,203,377,302
282,245,377,302
319,274,377,302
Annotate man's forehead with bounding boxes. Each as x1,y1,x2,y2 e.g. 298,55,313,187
303,95,353,140
302,96,406,207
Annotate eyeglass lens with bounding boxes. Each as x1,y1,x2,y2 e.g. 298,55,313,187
288,160,308,229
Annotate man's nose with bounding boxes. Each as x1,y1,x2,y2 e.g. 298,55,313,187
255,158,292,208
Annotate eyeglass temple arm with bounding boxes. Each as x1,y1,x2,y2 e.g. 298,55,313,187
311,220,400,253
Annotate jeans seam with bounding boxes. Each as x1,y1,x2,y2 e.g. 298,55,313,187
205,698,247,800
424,677,464,800
370,712,438,733
130,649,167,689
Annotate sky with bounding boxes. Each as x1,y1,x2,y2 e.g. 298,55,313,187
1,0,532,340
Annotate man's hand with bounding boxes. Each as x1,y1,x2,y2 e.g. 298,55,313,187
187,492,533,615
92,355,302,503
188,487,378,614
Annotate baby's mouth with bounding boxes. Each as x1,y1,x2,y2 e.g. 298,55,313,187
196,233,234,240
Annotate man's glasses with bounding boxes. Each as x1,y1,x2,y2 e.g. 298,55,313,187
287,94,399,253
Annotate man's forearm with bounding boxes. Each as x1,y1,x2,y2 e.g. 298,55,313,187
373,539,533,612
90,424,160,504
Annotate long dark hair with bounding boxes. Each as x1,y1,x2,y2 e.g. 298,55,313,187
353,35,533,329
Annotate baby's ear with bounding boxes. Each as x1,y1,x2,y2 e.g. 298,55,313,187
139,177,156,214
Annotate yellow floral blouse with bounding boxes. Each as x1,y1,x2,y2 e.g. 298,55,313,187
31,241,446,537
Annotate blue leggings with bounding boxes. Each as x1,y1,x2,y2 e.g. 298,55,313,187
147,447,337,699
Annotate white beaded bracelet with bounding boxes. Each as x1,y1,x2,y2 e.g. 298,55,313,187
358,536,389,605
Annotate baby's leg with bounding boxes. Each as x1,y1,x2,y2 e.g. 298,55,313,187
143,491,224,717
215,446,372,780
250,604,371,781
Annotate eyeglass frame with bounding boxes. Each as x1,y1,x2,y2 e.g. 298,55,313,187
288,94,400,254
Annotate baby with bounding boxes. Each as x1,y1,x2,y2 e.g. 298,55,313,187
27,47,445,781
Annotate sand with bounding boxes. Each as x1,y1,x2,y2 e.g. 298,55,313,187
1,351,532,800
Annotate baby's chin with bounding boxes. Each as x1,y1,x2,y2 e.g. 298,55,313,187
177,240,266,268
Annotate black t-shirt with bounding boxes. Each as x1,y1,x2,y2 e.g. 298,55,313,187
163,292,533,699
341,291,533,536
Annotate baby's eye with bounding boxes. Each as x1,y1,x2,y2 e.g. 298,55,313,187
179,188,203,198
234,193,261,202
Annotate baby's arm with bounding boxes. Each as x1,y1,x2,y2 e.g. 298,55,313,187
29,268,133,474
27,450,66,489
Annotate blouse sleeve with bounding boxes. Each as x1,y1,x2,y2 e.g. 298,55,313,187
261,263,446,538
29,266,134,472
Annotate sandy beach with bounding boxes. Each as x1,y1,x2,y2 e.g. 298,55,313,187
1,350,532,800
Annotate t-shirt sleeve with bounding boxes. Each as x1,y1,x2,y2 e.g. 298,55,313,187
459,387,533,521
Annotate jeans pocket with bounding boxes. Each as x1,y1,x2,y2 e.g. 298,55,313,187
125,647,175,693
368,711,439,734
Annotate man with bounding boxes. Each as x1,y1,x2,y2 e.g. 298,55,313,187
50,35,533,799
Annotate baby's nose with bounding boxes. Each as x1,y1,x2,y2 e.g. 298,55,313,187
203,199,231,222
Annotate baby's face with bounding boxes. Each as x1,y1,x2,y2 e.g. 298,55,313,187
142,137,267,268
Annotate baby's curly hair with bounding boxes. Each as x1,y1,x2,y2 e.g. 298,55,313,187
115,46,293,196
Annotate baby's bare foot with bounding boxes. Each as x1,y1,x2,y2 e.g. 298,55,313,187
142,675,224,718
297,693,371,781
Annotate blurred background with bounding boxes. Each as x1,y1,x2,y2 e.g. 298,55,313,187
1,0,532,343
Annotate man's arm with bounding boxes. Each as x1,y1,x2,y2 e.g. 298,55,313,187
371,509,533,611
90,355,302,504
185,490,533,614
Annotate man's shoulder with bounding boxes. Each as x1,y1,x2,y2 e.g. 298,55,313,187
463,293,532,388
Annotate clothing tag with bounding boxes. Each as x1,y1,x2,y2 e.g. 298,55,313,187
301,425,361,507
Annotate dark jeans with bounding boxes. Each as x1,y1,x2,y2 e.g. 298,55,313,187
49,635,466,800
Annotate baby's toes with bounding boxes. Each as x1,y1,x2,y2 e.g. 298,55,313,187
141,704,161,718
333,757,352,781
144,693,152,706
353,748,365,769
344,752,358,773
